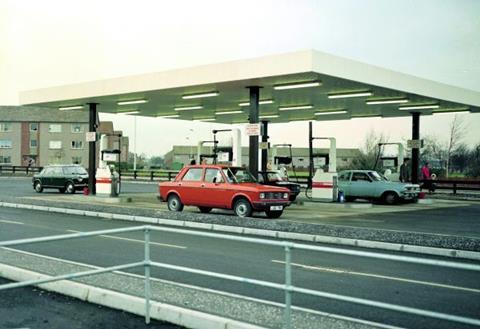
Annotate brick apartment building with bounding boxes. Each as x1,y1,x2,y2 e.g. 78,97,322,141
0,106,128,168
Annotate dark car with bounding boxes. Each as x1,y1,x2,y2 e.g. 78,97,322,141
257,171,301,201
32,164,89,194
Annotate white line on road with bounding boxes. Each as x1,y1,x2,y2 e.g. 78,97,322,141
1,247,403,329
272,260,480,294
0,219,24,225
66,229,186,249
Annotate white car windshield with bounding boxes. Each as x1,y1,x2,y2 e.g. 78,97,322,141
369,171,386,181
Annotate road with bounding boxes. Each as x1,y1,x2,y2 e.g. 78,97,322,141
1,207,479,329
0,176,157,197
2,177,480,238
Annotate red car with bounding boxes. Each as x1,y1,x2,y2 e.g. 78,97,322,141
159,165,291,218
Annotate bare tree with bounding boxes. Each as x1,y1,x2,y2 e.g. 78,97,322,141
445,115,466,178
350,130,389,170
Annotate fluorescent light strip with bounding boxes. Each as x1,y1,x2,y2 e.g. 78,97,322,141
259,115,279,119
399,104,439,111
182,92,219,99
157,114,180,118
367,99,408,105
274,81,321,90
215,110,243,115
238,100,274,107
117,99,148,105
315,110,348,116
328,91,373,99
174,106,203,111
58,105,83,111
118,111,140,115
278,105,313,111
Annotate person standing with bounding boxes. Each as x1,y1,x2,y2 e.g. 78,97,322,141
399,159,410,182
421,161,435,193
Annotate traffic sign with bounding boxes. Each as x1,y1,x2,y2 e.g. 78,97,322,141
245,123,261,136
86,132,96,142
259,142,269,149
407,139,424,149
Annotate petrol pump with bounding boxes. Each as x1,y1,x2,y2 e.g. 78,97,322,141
95,134,120,197
268,144,299,180
308,122,337,201
196,128,242,166
377,142,406,181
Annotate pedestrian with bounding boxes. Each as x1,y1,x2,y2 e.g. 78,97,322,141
421,161,435,193
399,159,410,183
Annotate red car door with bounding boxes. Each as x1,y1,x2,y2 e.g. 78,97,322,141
177,167,204,205
200,168,231,208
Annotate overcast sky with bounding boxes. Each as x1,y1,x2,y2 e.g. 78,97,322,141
1,0,479,157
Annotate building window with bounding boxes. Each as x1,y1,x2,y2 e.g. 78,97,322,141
49,141,62,149
71,124,84,133
0,156,12,164
0,123,12,132
48,124,62,133
72,156,82,164
0,140,12,148
30,123,39,132
71,141,83,149
30,139,38,148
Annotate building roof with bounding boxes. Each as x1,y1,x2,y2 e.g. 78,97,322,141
0,106,88,123
19,50,480,124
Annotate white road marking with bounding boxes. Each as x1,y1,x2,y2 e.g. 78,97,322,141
66,229,186,249
0,219,25,225
1,247,403,329
272,260,480,294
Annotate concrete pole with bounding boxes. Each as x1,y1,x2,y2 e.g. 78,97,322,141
133,116,137,171
248,86,260,177
261,121,268,172
88,103,97,195
411,113,420,184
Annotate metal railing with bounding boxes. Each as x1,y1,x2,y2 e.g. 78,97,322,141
0,165,43,175
122,170,179,181
1,225,480,328
421,179,480,194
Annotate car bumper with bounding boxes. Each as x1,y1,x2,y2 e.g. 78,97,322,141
400,192,419,200
252,201,291,211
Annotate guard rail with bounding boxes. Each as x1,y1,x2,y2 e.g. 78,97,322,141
1,225,480,328
0,165,43,175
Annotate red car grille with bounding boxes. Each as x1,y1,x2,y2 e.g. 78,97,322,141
265,192,284,199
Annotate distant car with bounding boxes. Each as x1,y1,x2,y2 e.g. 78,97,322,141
32,164,88,194
337,170,420,205
257,171,301,201
159,164,291,218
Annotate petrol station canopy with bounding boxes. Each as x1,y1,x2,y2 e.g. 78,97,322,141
20,49,480,122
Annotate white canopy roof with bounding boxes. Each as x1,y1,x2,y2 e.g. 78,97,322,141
20,49,480,123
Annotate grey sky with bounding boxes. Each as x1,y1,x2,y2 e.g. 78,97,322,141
1,0,479,156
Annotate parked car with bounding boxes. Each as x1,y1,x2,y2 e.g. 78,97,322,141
159,165,291,218
337,170,420,205
257,171,301,201
32,164,88,194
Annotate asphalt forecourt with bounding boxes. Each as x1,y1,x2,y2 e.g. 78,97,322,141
1,211,479,329
1,195,479,260
0,277,182,329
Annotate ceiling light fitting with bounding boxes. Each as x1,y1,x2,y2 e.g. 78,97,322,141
278,105,313,111
117,99,148,105
174,106,203,111
58,105,83,111
274,81,321,90
328,91,373,99
182,92,219,99
366,99,408,105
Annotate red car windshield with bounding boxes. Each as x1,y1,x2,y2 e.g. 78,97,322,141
222,168,256,183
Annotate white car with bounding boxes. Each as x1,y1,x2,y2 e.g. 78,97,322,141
338,170,420,205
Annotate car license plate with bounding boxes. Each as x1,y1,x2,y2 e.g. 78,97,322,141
270,205,283,211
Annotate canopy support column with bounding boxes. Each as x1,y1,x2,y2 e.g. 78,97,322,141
88,103,97,195
411,113,420,184
248,86,260,177
261,120,269,172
